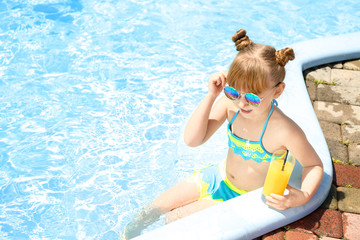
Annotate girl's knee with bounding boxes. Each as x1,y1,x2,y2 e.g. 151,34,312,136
165,199,219,224
151,199,174,214
165,204,197,224
165,209,182,224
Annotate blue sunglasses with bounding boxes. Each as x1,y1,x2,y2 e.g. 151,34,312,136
224,82,281,107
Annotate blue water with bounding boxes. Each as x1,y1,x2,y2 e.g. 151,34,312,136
0,0,359,239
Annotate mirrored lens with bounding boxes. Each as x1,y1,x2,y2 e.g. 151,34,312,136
224,86,240,100
245,93,261,106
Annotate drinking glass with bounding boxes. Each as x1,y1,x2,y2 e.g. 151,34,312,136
263,149,295,197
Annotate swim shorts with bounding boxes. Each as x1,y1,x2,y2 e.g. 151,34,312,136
189,161,248,202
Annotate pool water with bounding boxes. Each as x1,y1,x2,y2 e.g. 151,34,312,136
0,0,359,239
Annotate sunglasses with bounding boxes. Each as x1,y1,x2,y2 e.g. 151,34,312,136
224,82,281,107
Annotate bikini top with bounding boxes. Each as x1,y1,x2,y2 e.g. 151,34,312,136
227,100,277,163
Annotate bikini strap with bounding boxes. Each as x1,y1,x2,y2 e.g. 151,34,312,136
260,100,277,140
229,110,240,126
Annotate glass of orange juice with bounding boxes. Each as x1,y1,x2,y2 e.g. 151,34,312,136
263,149,295,197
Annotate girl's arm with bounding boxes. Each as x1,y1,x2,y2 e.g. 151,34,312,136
265,123,324,210
184,71,228,147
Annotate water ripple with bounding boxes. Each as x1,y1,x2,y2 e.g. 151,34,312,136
0,0,359,239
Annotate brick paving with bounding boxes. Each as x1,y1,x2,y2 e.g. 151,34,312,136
259,59,360,239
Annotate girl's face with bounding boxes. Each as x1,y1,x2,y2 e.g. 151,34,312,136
229,82,284,119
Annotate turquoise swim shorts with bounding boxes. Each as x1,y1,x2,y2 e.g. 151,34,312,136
189,161,248,202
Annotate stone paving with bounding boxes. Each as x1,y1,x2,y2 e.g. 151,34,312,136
260,59,360,240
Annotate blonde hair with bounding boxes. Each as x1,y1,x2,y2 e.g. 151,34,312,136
227,29,295,94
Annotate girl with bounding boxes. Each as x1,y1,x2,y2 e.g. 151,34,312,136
122,29,323,239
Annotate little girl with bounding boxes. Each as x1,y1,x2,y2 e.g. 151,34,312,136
122,29,323,239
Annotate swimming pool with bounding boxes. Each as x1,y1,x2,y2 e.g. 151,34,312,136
0,0,359,239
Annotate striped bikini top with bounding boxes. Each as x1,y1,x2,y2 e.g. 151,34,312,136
227,100,277,163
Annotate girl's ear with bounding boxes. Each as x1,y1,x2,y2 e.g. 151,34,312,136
273,82,285,99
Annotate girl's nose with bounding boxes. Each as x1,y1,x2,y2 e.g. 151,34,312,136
239,95,249,108
236,95,249,108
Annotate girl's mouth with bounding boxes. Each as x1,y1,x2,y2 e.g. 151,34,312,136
240,108,252,114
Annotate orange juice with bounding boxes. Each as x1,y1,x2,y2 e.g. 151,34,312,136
263,151,295,197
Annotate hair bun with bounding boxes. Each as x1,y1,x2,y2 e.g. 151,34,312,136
275,48,295,66
232,29,253,51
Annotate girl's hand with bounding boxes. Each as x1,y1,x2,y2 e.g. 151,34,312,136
208,71,227,98
265,185,310,210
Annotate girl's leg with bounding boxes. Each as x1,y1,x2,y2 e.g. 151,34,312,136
152,177,201,212
166,199,219,223
122,177,201,239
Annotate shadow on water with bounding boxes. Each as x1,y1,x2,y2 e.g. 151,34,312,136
33,0,83,23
